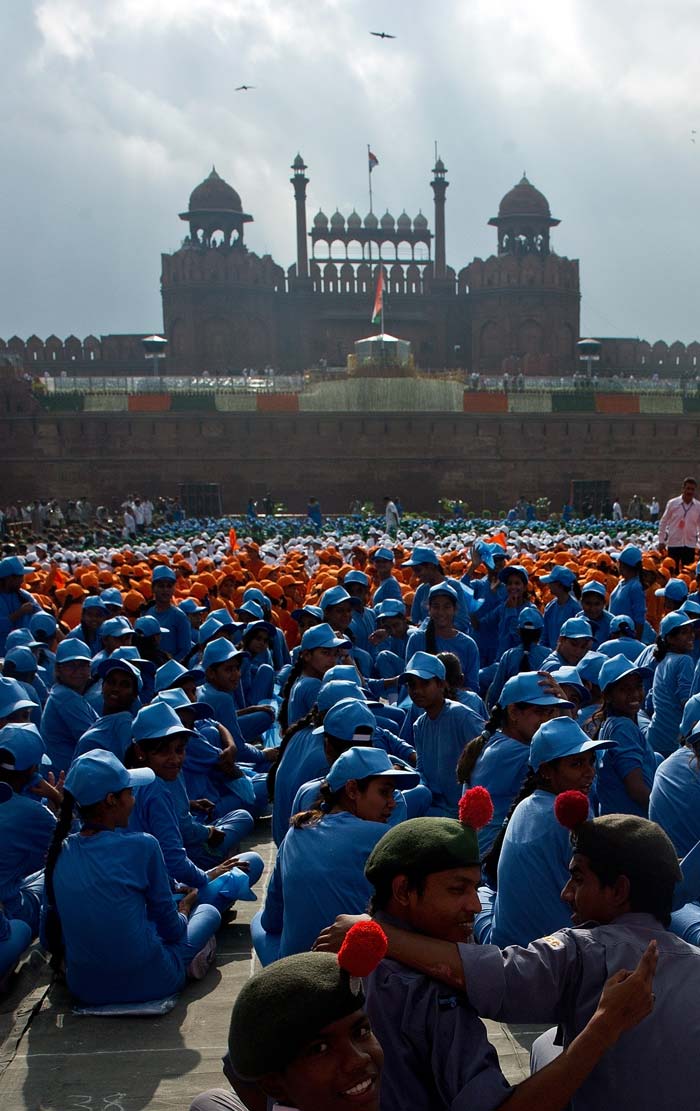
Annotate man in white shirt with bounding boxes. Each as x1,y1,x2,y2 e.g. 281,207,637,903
658,476,700,570
384,497,400,534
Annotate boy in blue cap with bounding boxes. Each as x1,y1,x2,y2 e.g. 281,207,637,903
578,581,613,649
539,566,582,649
41,640,99,775
370,546,403,605
540,617,593,672
402,652,484,817
145,565,192,661
0,556,41,655
609,546,646,638
402,546,478,634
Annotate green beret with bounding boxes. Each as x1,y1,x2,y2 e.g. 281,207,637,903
228,952,365,1079
365,816,480,888
573,814,682,888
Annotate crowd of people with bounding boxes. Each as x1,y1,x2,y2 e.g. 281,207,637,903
3,477,700,1107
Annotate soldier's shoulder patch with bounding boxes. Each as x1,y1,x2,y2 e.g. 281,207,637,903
538,935,564,949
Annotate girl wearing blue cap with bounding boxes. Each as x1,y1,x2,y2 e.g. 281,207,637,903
0,724,61,940
63,597,108,656
477,718,612,947
405,584,480,693
476,566,531,661
597,616,647,663
609,546,646,638
370,548,403,605
485,607,549,709
43,749,222,1005
646,612,696,757
594,656,657,817
239,621,275,705
458,672,572,854
71,658,143,763
343,572,377,654
0,557,40,654
254,745,418,963
540,566,582,649
278,623,349,731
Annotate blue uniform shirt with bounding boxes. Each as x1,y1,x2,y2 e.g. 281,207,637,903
146,604,192,661
41,683,99,775
405,629,480,693
542,596,582,649
609,578,646,629
647,652,694,757
650,746,700,856
469,731,532,855
597,714,657,816
414,699,485,817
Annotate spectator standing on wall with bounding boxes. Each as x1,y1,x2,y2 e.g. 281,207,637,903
658,477,700,570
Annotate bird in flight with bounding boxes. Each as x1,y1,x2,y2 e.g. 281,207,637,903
235,85,256,91
370,31,395,39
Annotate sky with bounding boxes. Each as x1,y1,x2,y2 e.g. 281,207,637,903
1,0,699,343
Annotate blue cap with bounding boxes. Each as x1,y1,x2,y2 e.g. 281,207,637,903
30,612,57,637
326,746,419,791
317,680,365,712
236,600,265,622
402,546,440,568
598,653,651,693
134,615,168,637
199,615,225,644
95,657,142,689
375,599,406,619
518,605,544,631
344,571,370,587
202,639,244,669
319,585,362,612
581,580,607,599
152,565,176,583
65,749,154,807
681,693,700,735
179,597,206,614
660,611,697,636
0,677,36,718
559,616,593,639
4,647,38,674
400,651,446,683
243,588,269,609
549,666,590,705
655,579,689,601
100,588,124,607
5,630,41,652
540,566,576,588
610,614,636,634
56,639,92,663
291,603,324,623
498,564,529,585
208,609,241,630
100,616,133,638
154,688,212,721
371,548,395,563
154,659,205,693
499,671,573,708
132,702,196,744
322,665,363,686
680,599,700,618
313,698,376,741
0,724,48,771
243,619,277,641
529,717,612,772
473,540,496,570
576,651,607,685
109,646,156,677
83,596,108,613
300,623,350,651
428,582,458,603
617,545,643,567
0,556,32,577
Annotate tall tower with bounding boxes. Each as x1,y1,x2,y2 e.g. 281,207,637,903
290,153,309,279
430,157,448,278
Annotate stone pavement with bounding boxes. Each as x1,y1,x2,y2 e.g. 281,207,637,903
0,820,541,1111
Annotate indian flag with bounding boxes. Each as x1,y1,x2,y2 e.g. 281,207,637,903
368,150,379,172
371,269,384,325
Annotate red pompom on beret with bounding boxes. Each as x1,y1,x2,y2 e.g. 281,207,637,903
554,790,589,830
338,920,388,978
458,786,494,831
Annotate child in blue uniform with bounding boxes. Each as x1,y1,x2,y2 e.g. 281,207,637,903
539,566,582,648
370,547,404,605
41,639,98,775
650,720,700,856
405,583,480,692
44,749,221,1005
278,623,349,730
595,655,657,816
579,581,613,649
479,718,612,947
458,671,573,854
647,611,696,757
476,565,531,660
402,652,485,817
608,545,646,638
486,606,549,708
253,746,418,963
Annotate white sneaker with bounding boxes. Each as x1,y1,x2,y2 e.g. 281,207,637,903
187,936,217,980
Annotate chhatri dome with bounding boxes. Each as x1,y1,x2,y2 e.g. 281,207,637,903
188,167,243,213
497,174,552,218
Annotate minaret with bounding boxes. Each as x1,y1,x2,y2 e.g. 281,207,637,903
290,153,309,279
431,157,448,278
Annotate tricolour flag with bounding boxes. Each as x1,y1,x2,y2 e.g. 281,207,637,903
371,269,384,325
368,150,379,172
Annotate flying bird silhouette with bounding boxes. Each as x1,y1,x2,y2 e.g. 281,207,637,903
235,85,256,91
370,31,396,39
